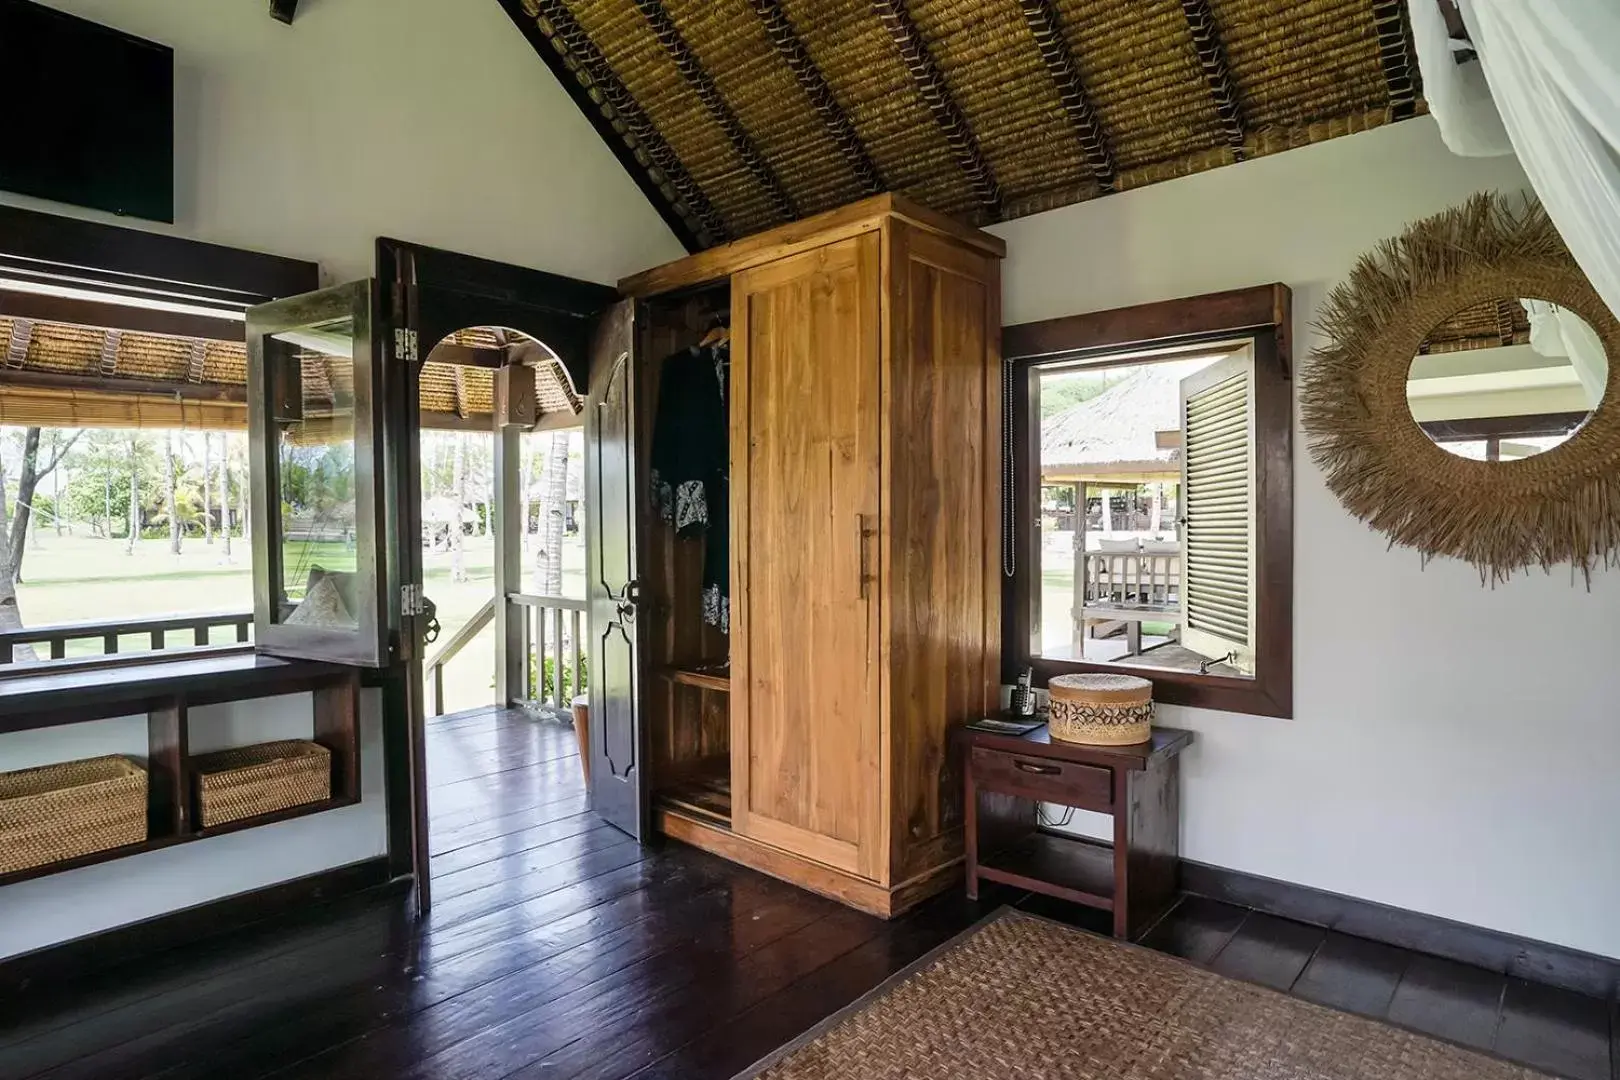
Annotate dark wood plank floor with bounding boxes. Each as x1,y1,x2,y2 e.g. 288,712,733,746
0,706,1612,1080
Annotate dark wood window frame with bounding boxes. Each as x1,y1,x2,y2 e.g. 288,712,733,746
1002,284,1294,719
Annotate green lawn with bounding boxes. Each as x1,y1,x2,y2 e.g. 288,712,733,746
10,529,584,715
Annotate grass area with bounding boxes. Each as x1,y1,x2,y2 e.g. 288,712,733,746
10,529,584,714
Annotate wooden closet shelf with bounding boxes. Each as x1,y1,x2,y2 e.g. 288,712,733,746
660,667,730,692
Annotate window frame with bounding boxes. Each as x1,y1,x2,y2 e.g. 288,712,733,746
1002,284,1294,719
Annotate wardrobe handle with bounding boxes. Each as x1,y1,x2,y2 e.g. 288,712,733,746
857,514,874,600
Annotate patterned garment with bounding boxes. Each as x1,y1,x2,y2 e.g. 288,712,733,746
650,342,730,633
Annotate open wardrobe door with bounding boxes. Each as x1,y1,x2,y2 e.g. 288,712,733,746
584,299,649,840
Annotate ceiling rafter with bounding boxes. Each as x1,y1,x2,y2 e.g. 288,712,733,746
5,318,33,370
1179,0,1247,161
185,339,206,383
631,0,797,223
747,0,885,197
1371,0,1419,121
1018,0,1116,193
521,0,728,248
871,0,1003,219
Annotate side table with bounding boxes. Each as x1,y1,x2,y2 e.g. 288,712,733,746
961,723,1193,939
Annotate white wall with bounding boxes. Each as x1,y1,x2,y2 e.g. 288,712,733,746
991,117,1620,960
4,0,685,285
0,690,387,959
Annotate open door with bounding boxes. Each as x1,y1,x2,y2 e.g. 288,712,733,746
1179,350,1256,674
584,299,648,840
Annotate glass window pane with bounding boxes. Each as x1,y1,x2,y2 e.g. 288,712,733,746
270,317,359,630
1032,349,1256,680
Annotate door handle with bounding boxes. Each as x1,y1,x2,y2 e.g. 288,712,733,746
1014,760,1061,776
857,514,874,600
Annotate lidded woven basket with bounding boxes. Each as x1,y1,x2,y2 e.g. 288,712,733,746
1047,674,1154,746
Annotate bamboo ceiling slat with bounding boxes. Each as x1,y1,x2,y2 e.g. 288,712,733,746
567,0,779,235
780,0,966,219
26,324,102,375
1054,0,1225,173
666,0,868,219
1213,0,1389,134
908,0,1086,210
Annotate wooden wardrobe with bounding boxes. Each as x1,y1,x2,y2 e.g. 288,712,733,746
593,194,1003,917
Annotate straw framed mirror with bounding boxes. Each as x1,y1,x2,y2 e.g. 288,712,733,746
1303,195,1620,581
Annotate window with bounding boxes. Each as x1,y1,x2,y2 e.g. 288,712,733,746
1004,285,1293,718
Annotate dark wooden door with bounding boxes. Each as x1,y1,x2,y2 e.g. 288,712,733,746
584,299,648,840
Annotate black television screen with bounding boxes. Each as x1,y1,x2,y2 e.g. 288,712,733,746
0,0,174,222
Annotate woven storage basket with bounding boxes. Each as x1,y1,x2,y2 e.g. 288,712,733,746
1048,674,1155,746
192,740,331,828
0,755,147,875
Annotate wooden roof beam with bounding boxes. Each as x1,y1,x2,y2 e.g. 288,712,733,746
748,0,885,197
1019,0,1117,192
185,339,206,383
5,318,32,370
632,0,797,222
1179,0,1247,161
512,0,727,249
872,0,1003,219
1372,0,1419,121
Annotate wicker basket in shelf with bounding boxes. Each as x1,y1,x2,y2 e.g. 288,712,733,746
0,755,148,875
192,740,332,828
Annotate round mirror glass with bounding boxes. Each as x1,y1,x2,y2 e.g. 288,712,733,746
1407,298,1607,460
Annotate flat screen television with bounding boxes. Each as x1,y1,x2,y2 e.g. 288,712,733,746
0,0,174,222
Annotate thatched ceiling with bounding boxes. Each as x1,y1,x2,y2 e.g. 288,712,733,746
503,0,1422,250
0,318,580,431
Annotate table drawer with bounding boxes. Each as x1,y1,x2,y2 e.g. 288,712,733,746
970,747,1113,811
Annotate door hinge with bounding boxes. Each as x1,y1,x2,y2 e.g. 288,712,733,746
393,327,419,364
401,583,426,617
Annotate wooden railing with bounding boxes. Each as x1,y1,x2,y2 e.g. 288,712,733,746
510,592,587,712
423,592,589,717
1081,550,1182,615
425,597,495,718
0,611,253,667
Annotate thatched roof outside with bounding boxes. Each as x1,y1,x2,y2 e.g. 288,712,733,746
1420,297,1532,355
1041,363,1183,485
511,0,1421,248
0,316,581,431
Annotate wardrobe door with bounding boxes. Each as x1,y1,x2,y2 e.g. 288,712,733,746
731,234,884,881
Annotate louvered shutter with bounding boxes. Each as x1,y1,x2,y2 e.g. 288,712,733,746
1179,353,1255,674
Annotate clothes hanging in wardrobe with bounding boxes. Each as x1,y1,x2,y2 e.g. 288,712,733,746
649,342,729,634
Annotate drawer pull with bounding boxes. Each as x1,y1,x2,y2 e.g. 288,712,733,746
1014,760,1060,776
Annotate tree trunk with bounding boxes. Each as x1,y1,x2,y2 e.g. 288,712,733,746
538,430,568,595
127,437,140,556
520,448,532,569
202,433,214,545
10,429,41,581
104,469,113,540
237,436,250,546
164,430,181,555
0,455,24,661
0,427,70,660
51,433,63,537
221,434,233,559
451,433,467,583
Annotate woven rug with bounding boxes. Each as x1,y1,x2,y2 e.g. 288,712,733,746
735,908,1550,1080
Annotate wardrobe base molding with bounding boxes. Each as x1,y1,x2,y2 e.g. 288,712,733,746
657,808,961,919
